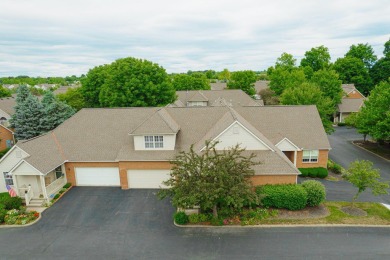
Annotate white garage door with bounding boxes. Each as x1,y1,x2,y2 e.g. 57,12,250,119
75,167,120,186
127,169,170,189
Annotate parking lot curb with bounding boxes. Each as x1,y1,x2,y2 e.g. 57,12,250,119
351,141,390,162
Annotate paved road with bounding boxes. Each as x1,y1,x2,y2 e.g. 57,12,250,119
1,188,390,259
318,127,390,204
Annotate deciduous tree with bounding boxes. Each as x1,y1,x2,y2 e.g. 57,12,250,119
310,69,343,106
269,68,306,95
172,73,210,91
343,160,389,206
333,56,373,95
57,87,86,111
300,45,331,72
159,142,260,218
227,70,257,95
355,81,390,142
346,43,377,69
280,83,335,133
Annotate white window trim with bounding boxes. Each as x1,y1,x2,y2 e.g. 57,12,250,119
302,150,319,163
3,172,13,186
144,135,164,149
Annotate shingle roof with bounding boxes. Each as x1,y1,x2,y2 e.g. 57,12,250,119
13,105,329,175
341,84,356,94
0,96,16,117
254,81,270,93
174,90,261,107
210,82,227,90
337,98,365,113
130,108,180,134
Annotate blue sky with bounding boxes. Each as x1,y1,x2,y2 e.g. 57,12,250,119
0,0,389,77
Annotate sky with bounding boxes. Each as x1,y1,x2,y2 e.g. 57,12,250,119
0,0,389,77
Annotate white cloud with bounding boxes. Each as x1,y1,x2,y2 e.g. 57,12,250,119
0,0,389,76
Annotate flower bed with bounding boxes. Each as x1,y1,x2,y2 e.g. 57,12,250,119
2,207,39,225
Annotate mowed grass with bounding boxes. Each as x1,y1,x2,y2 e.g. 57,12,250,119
256,201,390,225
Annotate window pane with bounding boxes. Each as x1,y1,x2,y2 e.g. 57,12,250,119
145,136,154,148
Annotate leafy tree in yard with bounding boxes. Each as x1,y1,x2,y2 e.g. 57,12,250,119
355,81,390,143
275,52,297,70
346,43,377,69
0,85,11,98
269,68,306,95
258,88,280,105
172,73,210,91
57,87,86,111
280,82,335,133
158,141,260,218
40,91,75,132
384,38,390,58
333,56,373,95
98,58,176,107
300,45,331,72
81,64,110,107
343,160,389,206
218,68,231,82
227,70,257,96
310,69,343,106
369,57,390,85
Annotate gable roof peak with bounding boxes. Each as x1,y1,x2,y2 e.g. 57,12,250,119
130,108,180,135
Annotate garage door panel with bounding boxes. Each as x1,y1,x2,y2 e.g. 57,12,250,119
76,167,120,186
127,170,170,189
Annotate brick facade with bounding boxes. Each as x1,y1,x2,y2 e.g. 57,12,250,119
295,149,328,168
250,175,297,186
0,125,14,151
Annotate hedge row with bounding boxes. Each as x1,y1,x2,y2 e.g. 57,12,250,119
299,167,328,178
256,180,326,210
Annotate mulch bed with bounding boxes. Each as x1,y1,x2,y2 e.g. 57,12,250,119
275,204,330,219
340,206,367,217
353,140,390,160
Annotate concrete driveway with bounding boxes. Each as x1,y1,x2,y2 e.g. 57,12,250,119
314,127,390,204
1,187,390,259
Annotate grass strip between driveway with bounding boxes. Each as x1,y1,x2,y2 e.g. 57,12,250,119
256,202,390,225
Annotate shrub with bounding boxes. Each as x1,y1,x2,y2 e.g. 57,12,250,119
301,180,326,207
210,217,223,226
53,194,60,200
188,213,210,224
0,196,22,210
327,160,342,174
257,184,307,210
299,168,328,179
0,209,6,223
63,183,71,189
337,122,346,126
0,203,5,211
174,211,189,225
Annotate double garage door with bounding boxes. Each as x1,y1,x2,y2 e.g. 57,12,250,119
75,167,169,188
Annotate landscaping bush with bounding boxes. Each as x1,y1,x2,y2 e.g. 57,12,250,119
299,168,328,179
188,213,210,224
327,160,342,174
53,194,60,200
174,211,189,225
0,209,6,223
337,122,346,126
0,196,22,210
59,188,67,194
210,217,223,226
257,184,307,210
4,209,38,225
301,180,326,207
0,203,5,211
63,183,71,189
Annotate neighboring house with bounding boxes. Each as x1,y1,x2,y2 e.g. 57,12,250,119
0,105,330,204
254,80,270,93
170,90,263,107
0,96,16,127
2,84,20,90
34,84,57,90
210,82,227,91
0,125,15,151
334,84,366,123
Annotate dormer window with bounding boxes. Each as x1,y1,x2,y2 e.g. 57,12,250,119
145,136,164,148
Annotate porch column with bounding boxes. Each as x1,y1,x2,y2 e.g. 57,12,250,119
339,113,342,123
40,175,49,202
13,175,20,196
294,151,297,167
